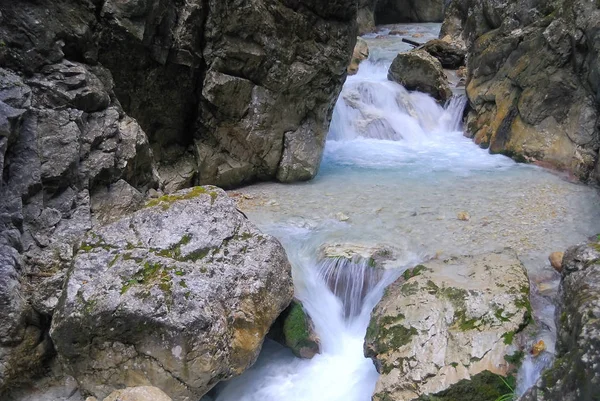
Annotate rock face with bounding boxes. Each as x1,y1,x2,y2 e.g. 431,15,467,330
365,252,532,401
348,38,370,75
521,241,600,401
375,0,445,24
0,0,358,189
442,0,600,181
388,50,452,101
49,187,293,401
357,0,445,33
0,61,158,393
0,0,357,393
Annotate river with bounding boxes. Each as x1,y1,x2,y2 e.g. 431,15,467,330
214,23,600,401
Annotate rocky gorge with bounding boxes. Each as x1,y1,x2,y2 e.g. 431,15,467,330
1,1,600,401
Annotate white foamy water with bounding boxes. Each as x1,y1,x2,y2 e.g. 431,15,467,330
215,24,600,401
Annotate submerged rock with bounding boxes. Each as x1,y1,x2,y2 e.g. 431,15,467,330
365,251,532,401
548,251,563,273
521,241,600,400
348,38,370,76
49,187,293,401
388,50,452,102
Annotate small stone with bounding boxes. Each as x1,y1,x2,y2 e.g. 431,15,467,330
531,340,546,356
457,211,470,221
549,251,564,272
335,212,350,222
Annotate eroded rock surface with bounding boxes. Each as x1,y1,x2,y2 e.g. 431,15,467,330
50,187,293,401
442,0,600,181
365,252,532,401
0,62,157,394
521,241,600,401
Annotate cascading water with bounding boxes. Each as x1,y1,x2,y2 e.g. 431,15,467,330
216,23,600,401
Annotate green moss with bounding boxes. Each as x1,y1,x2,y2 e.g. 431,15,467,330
402,264,427,280
414,371,516,401
108,254,120,268
283,302,317,355
120,261,173,299
78,232,117,253
145,187,218,210
502,331,515,345
400,281,419,296
504,350,525,367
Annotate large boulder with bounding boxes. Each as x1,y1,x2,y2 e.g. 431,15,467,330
441,0,600,182
388,50,452,101
49,187,294,401
365,251,532,401
520,241,600,400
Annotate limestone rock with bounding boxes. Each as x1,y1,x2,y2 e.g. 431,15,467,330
50,187,293,401
103,387,172,401
319,242,396,269
0,62,158,393
348,38,370,75
421,39,466,69
521,241,600,401
365,251,532,401
442,0,600,182
388,50,452,102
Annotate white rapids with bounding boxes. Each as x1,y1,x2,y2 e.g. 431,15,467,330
214,23,600,401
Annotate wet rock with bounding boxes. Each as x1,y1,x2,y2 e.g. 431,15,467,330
388,50,452,102
421,39,466,69
520,241,600,401
548,251,564,272
50,187,293,401
281,301,320,359
442,0,600,182
365,251,532,401
319,242,396,269
348,38,370,75
103,387,172,401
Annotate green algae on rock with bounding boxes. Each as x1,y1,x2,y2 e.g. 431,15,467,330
49,187,293,401
365,251,532,401
282,301,321,359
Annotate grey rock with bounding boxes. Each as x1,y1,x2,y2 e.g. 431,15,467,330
388,50,452,101
366,251,532,401
50,187,293,401
443,0,600,182
520,241,600,401
90,180,144,227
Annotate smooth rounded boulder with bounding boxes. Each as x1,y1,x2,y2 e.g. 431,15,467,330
49,187,294,401
388,50,452,102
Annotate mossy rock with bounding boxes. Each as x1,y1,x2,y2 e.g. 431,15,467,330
414,370,515,401
282,301,320,359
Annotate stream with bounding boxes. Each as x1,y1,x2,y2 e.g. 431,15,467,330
215,24,600,401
